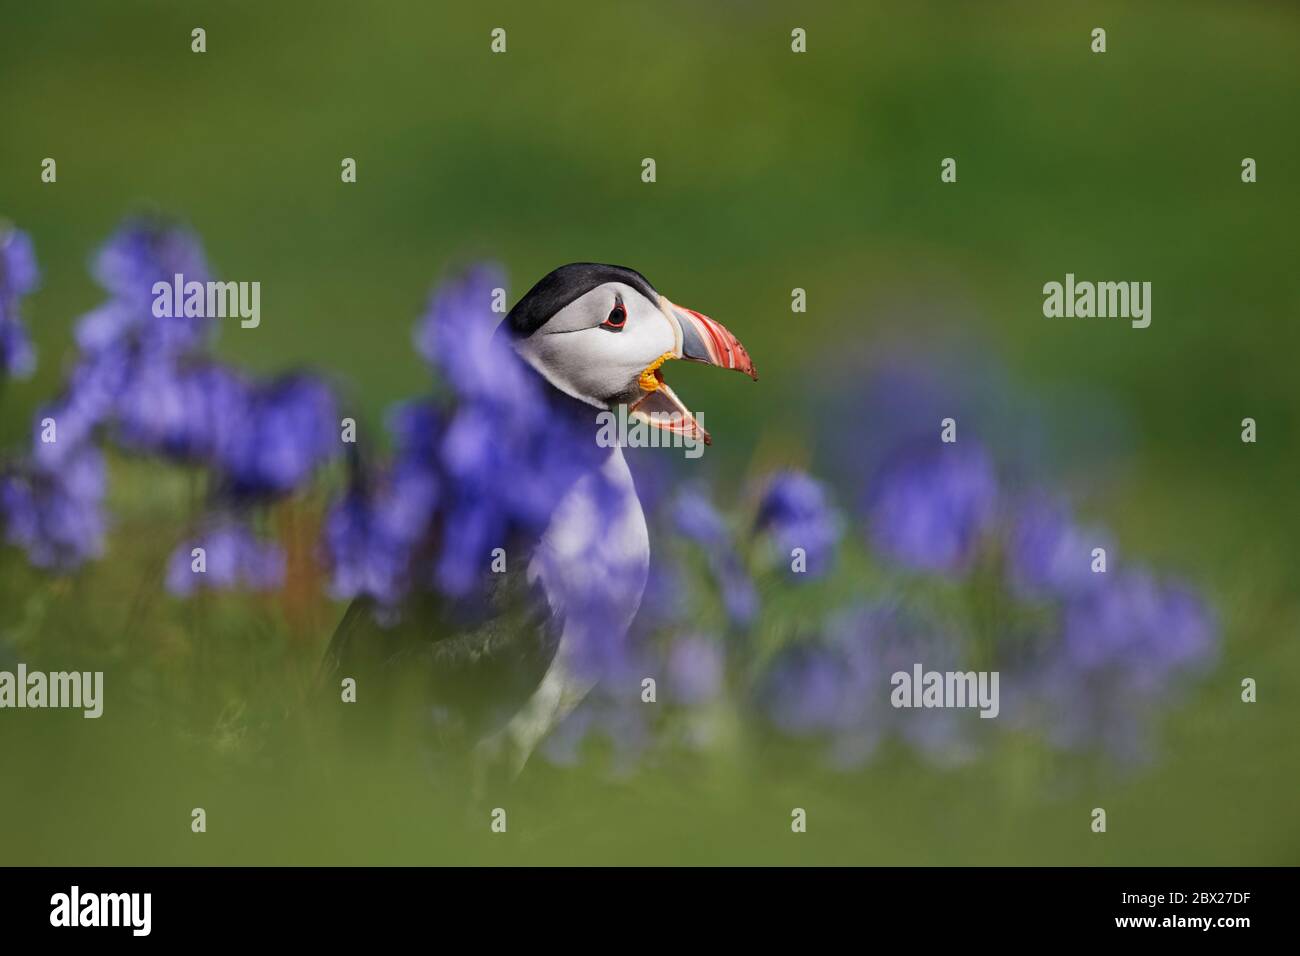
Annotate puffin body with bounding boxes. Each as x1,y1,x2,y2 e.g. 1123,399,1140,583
499,440,650,762
326,263,756,772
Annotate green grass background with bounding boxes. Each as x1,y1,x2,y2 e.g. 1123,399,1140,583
1,1,1297,864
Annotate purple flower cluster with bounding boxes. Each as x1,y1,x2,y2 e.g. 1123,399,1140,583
755,470,842,579
665,633,725,706
322,418,441,607
759,604,973,767
671,485,758,628
1,445,106,569
0,227,39,379
214,374,339,498
1007,530,1216,760
998,492,1214,753
2,219,338,592
1007,493,1112,601
750,346,1219,766
0,226,106,568
165,521,286,596
865,440,998,574
61,219,339,488
324,265,612,615
78,219,213,357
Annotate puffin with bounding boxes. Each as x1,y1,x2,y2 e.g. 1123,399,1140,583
326,263,757,775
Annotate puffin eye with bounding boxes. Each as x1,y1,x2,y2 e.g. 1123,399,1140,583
601,302,627,332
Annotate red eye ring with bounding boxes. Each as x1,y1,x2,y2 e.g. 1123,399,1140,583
601,302,627,330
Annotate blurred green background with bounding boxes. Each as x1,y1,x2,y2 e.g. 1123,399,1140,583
1,0,1297,864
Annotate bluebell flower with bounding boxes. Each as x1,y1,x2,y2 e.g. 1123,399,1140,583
165,521,286,596
633,551,693,633
671,485,759,629
0,318,34,379
673,486,730,545
324,405,444,608
382,407,444,540
214,373,339,498
323,485,412,607
414,264,525,409
0,227,40,378
755,469,842,579
665,634,725,706
434,371,599,546
1002,568,1217,759
85,218,212,357
67,341,136,409
758,604,973,768
114,359,249,462
325,263,604,606
864,440,998,575
0,227,39,300
759,642,846,736
73,301,139,355
1008,493,1112,601
411,266,611,598
0,446,107,569
1060,569,1216,682
386,399,443,468
29,363,123,472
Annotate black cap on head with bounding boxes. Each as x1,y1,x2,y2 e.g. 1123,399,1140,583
505,263,658,338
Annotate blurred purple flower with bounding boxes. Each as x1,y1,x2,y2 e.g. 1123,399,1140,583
0,227,40,378
407,265,611,598
214,373,338,497
84,218,213,357
93,219,209,302
665,633,725,707
0,446,107,569
758,643,845,736
1008,494,1112,601
4,218,348,581
672,485,758,628
414,264,530,409
1002,568,1217,759
755,470,842,579
633,552,693,635
0,227,39,299
1060,569,1216,682
673,486,729,546
865,441,998,575
758,604,973,768
324,485,413,606
386,399,443,468
0,318,35,379
29,370,123,473
115,359,249,462
165,521,285,596
323,407,445,607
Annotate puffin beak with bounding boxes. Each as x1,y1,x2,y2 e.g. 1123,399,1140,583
628,296,758,447
661,297,758,380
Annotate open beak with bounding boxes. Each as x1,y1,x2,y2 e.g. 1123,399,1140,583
628,296,758,447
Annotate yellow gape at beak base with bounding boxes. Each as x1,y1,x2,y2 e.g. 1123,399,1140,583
638,351,675,392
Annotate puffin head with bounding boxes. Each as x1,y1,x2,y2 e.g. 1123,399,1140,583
502,263,757,446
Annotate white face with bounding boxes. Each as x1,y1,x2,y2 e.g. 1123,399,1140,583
509,281,678,408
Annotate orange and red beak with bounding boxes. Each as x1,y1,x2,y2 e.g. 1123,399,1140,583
628,297,758,447
663,298,758,381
